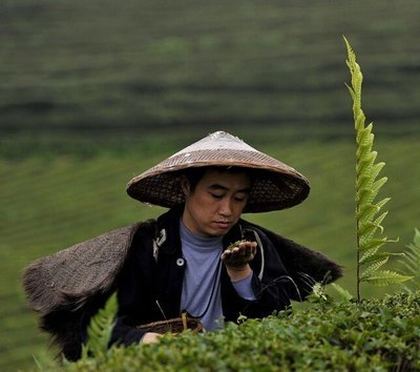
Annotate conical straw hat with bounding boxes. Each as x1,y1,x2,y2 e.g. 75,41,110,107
127,131,310,213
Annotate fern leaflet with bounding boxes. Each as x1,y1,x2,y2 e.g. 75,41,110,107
83,293,118,359
398,228,420,292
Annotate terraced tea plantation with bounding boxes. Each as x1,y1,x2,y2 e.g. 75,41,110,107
2,0,420,132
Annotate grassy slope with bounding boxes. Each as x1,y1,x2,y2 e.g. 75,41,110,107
1,131,419,370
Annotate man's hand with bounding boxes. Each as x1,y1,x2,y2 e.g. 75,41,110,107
221,240,257,281
141,332,162,344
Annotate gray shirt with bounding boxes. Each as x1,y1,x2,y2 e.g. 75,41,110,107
179,221,255,331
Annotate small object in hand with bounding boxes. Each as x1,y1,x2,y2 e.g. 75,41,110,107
222,239,257,268
224,239,248,253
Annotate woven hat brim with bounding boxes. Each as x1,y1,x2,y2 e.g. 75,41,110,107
127,149,310,213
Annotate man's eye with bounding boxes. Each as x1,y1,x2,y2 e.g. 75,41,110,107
234,194,248,202
210,193,224,199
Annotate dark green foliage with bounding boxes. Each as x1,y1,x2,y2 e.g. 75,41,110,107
65,291,419,372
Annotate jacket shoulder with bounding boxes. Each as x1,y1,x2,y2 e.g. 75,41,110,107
22,221,155,315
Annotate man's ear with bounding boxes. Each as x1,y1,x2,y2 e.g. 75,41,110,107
180,176,191,197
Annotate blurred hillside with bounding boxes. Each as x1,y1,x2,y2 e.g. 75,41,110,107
1,0,420,134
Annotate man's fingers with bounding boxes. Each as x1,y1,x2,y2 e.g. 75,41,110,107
242,245,251,257
250,244,257,256
142,332,162,344
223,242,256,259
222,241,257,267
221,250,231,260
239,242,256,257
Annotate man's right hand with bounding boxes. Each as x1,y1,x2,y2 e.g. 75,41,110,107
141,332,162,344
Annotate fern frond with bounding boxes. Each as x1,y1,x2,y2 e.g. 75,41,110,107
359,211,389,244
371,178,388,198
356,137,374,161
367,179,388,205
356,151,378,181
331,283,353,301
399,259,418,274
84,293,118,359
355,112,366,132
371,211,388,231
358,222,376,239
359,237,389,253
360,251,404,265
398,228,420,291
356,122,373,146
344,83,355,100
359,247,383,264
361,270,413,286
344,36,407,300
356,174,373,195
413,228,420,245
360,257,389,280
357,203,380,225
359,238,399,263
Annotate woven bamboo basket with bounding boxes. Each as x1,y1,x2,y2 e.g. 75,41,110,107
137,314,204,334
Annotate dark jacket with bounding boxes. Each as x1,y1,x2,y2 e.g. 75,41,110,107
23,207,342,361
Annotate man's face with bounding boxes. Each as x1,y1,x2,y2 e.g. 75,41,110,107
182,169,251,237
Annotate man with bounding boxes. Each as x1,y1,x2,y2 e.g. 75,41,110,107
23,131,342,360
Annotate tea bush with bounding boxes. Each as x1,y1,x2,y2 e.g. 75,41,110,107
66,291,419,372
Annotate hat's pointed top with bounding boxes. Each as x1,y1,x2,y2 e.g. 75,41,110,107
172,131,257,157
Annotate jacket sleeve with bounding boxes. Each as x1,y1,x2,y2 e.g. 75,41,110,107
108,252,147,347
221,264,293,320
110,316,147,346
108,222,159,347
259,227,343,301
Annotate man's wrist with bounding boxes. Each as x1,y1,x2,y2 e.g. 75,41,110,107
226,264,252,282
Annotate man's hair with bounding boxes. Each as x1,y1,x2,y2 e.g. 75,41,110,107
182,166,254,192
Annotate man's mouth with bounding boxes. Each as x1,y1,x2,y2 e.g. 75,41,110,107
214,221,231,229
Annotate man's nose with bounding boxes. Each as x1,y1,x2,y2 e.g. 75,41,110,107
219,198,233,216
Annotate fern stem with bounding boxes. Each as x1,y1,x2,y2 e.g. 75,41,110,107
357,220,361,302
356,153,361,302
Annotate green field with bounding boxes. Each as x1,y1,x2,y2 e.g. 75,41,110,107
1,130,419,370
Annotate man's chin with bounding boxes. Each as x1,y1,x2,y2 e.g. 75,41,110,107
205,225,232,237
